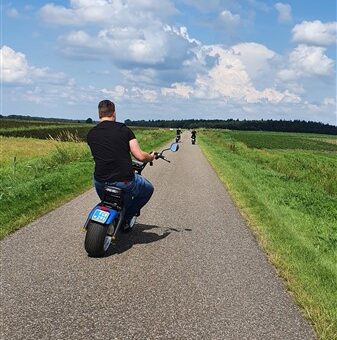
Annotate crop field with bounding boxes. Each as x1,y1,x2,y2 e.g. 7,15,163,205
0,119,73,129
198,130,337,339
228,130,337,151
0,125,174,239
0,124,92,141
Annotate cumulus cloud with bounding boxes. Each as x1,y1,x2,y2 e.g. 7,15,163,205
59,24,197,70
39,0,200,73
40,0,177,26
323,97,336,106
101,85,126,98
0,45,69,85
274,3,292,23
131,87,158,102
161,83,193,98
1,46,29,83
292,20,337,46
218,10,240,29
231,42,276,79
278,44,334,81
100,85,159,102
6,7,19,18
162,44,300,104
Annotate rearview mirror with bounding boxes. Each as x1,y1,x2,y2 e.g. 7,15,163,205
170,143,179,152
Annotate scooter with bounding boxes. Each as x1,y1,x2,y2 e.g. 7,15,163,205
191,135,196,144
84,143,179,257
175,135,181,143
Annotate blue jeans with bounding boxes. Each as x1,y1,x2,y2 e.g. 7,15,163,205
94,174,154,223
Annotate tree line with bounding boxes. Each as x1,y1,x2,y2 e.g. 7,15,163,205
125,119,337,135
0,114,95,124
1,115,336,135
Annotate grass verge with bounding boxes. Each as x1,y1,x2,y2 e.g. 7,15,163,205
198,130,337,340
0,128,174,239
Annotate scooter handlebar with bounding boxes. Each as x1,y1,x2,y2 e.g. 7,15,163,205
149,150,171,165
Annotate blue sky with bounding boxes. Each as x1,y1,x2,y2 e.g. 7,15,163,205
1,0,336,124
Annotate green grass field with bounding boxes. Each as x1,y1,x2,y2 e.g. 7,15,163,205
198,130,337,340
0,128,174,239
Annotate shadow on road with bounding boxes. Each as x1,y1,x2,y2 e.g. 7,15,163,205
105,223,191,257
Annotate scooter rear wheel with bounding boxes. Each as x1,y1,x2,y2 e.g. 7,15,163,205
85,221,111,257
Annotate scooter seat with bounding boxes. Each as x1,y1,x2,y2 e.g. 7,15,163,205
102,186,124,210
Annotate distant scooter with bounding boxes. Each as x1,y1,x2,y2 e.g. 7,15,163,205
191,135,196,144
83,143,179,257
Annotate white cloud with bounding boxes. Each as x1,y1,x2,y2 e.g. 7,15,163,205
6,7,19,18
162,44,300,104
247,0,270,12
59,24,196,69
100,85,158,102
101,86,126,98
40,0,176,26
274,3,292,23
231,42,276,79
278,44,334,81
292,20,337,46
1,46,29,83
161,83,193,98
131,87,158,102
219,10,240,29
0,45,68,85
323,97,336,106
40,1,198,70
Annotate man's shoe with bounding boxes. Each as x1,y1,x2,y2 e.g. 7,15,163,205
122,216,137,233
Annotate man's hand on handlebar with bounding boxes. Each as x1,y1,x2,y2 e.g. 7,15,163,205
149,151,156,162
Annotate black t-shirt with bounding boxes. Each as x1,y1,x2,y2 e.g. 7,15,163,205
87,121,136,182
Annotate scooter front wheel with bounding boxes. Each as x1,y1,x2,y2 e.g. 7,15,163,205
85,221,111,257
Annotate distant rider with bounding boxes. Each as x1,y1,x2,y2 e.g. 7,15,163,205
191,129,196,140
87,100,155,230
176,128,182,142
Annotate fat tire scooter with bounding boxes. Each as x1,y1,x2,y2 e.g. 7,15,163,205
84,143,179,257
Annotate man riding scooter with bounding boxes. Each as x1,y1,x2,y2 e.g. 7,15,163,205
191,129,197,144
87,100,155,231
176,128,182,143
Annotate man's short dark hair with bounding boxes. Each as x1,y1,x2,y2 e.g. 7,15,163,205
98,100,115,118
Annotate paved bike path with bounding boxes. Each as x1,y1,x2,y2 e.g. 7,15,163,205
1,133,314,339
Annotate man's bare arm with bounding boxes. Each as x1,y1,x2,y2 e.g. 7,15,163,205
129,139,155,162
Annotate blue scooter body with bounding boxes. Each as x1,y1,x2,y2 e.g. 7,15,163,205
87,205,120,225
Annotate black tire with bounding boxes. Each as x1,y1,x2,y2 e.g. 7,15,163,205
85,221,109,257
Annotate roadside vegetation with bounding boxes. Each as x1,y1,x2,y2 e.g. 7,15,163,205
198,130,337,340
0,127,174,239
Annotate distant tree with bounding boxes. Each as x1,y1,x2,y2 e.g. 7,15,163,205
124,118,337,135
86,118,93,124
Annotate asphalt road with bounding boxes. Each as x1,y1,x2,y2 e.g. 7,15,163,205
1,133,314,340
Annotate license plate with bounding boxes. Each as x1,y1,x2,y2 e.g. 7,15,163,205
92,209,110,224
